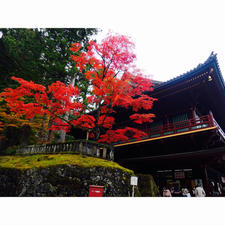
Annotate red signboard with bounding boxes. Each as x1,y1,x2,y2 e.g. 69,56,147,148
88,185,104,197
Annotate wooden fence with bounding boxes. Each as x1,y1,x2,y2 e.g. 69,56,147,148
16,141,114,161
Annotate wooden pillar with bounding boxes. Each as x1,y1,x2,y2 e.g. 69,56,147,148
200,163,210,196
164,114,169,125
190,107,195,120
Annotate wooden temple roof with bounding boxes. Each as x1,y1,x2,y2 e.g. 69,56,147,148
153,52,225,93
149,52,225,130
113,52,225,147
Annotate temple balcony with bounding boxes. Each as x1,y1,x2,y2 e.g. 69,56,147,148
114,114,225,147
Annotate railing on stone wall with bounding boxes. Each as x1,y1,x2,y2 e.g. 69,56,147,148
16,140,114,161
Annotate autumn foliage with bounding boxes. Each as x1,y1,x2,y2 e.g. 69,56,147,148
0,34,156,144
1,77,82,133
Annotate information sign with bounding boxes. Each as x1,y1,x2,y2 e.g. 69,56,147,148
130,176,138,186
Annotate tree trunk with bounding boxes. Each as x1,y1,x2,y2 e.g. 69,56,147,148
94,126,101,140
58,77,75,142
58,112,69,142
94,104,101,140
45,117,54,143
38,114,47,142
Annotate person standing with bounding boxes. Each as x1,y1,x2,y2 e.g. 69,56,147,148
163,187,172,197
182,188,191,197
194,184,206,197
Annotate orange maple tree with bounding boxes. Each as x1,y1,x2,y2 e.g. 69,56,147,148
0,34,156,144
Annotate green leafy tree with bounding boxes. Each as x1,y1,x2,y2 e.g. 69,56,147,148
0,28,43,91
0,28,98,90
0,28,98,143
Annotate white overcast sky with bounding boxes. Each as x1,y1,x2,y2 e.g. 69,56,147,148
93,0,225,82
1,0,225,83
1,1,225,225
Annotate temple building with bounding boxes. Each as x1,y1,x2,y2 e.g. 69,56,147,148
113,52,225,196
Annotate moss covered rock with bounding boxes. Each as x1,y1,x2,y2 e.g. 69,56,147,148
0,154,134,197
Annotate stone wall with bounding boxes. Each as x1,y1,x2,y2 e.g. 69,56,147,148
0,165,133,197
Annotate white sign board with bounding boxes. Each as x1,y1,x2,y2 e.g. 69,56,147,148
130,176,138,186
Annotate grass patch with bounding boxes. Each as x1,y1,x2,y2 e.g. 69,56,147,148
0,154,133,173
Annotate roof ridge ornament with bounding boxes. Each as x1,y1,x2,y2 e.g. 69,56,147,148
207,51,217,61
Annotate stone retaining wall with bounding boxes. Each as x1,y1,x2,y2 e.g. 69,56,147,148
0,165,133,197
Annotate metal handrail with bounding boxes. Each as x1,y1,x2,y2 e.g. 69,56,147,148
213,118,225,140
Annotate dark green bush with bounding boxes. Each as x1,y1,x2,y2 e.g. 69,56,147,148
137,174,160,197
2,145,17,155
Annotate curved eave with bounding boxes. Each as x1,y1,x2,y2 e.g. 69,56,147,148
212,55,225,98
154,52,225,92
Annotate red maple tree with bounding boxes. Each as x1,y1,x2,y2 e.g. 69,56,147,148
1,34,156,144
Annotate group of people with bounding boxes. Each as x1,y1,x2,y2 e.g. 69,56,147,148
162,184,206,197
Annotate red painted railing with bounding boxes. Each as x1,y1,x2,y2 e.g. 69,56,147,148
114,114,225,145
144,114,215,139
